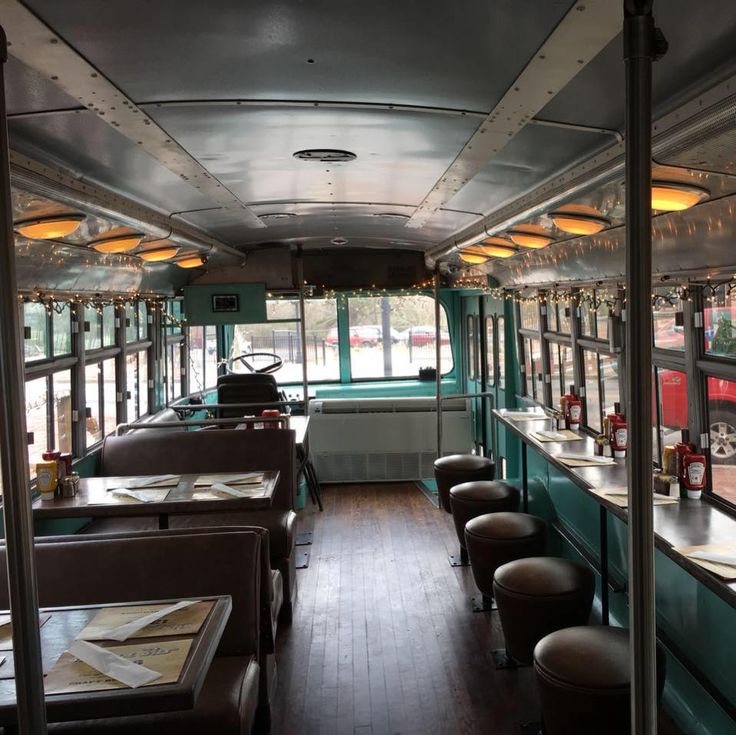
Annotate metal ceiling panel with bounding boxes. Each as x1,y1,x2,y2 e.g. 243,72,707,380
22,0,571,112
539,0,736,131
8,110,218,215
5,56,80,116
144,103,481,209
443,123,611,215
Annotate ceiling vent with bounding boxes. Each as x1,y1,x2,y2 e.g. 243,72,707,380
258,213,297,222
293,149,357,162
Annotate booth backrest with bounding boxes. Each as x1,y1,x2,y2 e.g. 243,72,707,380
0,530,262,656
100,428,296,509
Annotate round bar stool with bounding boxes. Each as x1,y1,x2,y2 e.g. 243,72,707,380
493,557,594,665
433,454,494,514
449,481,519,570
464,512,546,613
534,626,666,735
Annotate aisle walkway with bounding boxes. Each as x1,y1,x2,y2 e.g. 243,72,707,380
270,483,538,735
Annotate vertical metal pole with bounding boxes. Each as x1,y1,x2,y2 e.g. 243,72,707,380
297,250,309,413
0,27,48,735
624,2,664,733
600,506,610,626
434,270,442,462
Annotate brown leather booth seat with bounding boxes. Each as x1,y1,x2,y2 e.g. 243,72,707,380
534,626,666,735
0,530,265,735
464,512,547,600
433,454,494,513
83,428,299,620
493,556,594,664
449,481,519,555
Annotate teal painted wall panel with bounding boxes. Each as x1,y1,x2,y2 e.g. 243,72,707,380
184,283,267,326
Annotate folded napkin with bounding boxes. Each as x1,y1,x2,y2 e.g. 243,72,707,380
127,474,179,489
111,489,156,503
80,600,198,642
686,551,736,567
211,482,251,498
68,640,161,688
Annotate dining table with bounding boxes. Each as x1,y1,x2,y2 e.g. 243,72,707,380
0,595,231,731
32,471,279,529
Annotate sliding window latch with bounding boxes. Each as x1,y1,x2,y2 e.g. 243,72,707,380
693,312,704,329
700,432,710,449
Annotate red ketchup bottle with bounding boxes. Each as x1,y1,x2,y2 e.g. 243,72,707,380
563,385,578,429
610,416,628,458
682,452,707,499
674,428,694,496
261,409,281,429
567,398,582,431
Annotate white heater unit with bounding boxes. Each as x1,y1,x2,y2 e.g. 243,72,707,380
308,397,473,482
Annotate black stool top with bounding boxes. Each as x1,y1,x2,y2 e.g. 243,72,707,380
465,512,546,540
534,625,629,689
494,557,593,597
434,454,494,473
450,480,518,503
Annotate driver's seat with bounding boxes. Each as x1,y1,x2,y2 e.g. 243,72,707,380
217,373,283,418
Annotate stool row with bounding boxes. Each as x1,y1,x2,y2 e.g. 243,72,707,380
435,454,665,734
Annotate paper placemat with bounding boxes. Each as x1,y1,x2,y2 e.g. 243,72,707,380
503,412,551,422
557,456,617,468
101,488,171,504
45,638,192,694
676,543,736,580
590,488,679,509
77,601,213,642
109,475,180,489
192,486,266,502
532,429,583,443
193,473,264,487
0,614,51,651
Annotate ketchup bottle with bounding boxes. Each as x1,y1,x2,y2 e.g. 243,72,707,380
682,452,707,499
563,385,577,428
567,399,582,431
610,416,628,458
674,429,694,482
261,409,281,429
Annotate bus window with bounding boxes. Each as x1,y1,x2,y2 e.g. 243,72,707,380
704,284,736,357
653,288,684,351
24,303,48,362
497,317,506,391
347,295,451,380
466,315,477,381
550,344,574,410
707,376,736,506
485,317,495,386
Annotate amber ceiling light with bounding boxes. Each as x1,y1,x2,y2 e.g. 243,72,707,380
548,204,610,235
507,224,554,249
458,246,490,264
480,237,517,258
175,255,207,269
91,234,144,254
651,181,709,211
15,215,85,240
138,246,179,262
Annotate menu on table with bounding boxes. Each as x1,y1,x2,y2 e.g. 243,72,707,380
114,475,181,489
532,429,583,443
0,613,51,651
100,488,171,504
44,638,192,694
590,488,679,508
77,601,213,641
676,543,736,580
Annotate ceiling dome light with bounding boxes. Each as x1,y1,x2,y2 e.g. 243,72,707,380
91,234,144,254
458,246,490,264
548,204,610,235
651,181,709,211
175,255,207,269
15,215,85,240
138,247,179,262
507,224,554,249
480,237,517,258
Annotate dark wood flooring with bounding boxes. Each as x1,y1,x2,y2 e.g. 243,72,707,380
271,483,682,735
270,483,540,735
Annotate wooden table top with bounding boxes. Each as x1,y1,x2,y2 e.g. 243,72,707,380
493,408,736,608
0,596,231,726
32,471,279,520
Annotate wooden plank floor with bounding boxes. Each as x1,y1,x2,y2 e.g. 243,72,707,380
270,483,540,735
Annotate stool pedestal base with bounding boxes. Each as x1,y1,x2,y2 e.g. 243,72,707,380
448,547,469,567
471,594,496,612
491,648,528,670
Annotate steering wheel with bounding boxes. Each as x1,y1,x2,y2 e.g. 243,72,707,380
228,352,284,374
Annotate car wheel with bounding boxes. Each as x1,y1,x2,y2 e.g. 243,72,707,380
710,409,736,464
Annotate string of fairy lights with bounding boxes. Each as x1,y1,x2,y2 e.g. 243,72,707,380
16,271,736,324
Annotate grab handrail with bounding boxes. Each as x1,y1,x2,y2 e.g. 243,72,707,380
115,415,291,435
